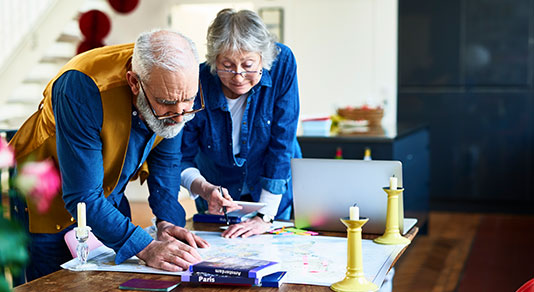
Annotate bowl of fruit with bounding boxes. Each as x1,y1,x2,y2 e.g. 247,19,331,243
336,105,383,126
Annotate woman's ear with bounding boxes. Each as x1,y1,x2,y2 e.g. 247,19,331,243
126,71,140,95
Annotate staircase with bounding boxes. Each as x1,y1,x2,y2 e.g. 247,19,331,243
0,0,94,129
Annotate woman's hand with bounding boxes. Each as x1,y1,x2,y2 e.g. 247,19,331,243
205,186,241,215
221,216,271,238
191,178,241,215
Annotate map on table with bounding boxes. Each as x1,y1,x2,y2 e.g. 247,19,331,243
61,230,406,287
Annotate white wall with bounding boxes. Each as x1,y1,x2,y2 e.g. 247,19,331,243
106,0,397,126
105,0,170,45
285,0,397,125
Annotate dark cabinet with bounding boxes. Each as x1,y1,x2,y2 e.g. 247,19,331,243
398,0,534,211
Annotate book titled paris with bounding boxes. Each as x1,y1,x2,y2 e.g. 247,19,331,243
181,271,287,287
189,257,281,279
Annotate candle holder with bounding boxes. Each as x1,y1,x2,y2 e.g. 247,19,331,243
373,187,411,245
73,226,97,270
331,218,378,292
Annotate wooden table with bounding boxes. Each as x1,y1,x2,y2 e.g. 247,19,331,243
14,222,418,292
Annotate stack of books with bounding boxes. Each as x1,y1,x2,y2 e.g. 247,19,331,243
181,257,287,287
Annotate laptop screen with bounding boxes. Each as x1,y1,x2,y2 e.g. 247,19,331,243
291,158,404,234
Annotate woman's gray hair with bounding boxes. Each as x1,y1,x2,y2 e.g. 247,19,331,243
132,28,199,82
206,9,279,74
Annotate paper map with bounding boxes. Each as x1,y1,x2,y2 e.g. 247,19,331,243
61,230,406,287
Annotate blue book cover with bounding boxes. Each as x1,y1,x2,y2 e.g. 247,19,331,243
189,257,281,279
261,271,287,287
192,213,242,224
181,271,287,287
181,271,259,286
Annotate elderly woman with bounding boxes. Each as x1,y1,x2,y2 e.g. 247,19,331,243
180,8,301,238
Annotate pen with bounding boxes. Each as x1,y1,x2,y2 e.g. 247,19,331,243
219,186,229,225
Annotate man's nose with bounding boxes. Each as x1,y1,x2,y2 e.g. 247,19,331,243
171,115,184,123
171,103,191,122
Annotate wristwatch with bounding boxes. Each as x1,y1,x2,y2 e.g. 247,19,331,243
256,212,274,224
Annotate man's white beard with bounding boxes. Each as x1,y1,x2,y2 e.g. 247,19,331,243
136,90,194,138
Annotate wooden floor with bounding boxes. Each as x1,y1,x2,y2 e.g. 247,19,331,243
130,203,534,292
392,212,480,292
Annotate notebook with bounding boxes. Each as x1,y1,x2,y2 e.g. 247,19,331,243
291,158,417,234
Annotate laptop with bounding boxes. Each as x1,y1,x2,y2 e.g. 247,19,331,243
291,158,417,234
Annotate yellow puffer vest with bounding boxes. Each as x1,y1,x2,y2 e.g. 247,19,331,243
9,43,162,233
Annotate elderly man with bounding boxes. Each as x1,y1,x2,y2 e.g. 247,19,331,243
9,29,208,281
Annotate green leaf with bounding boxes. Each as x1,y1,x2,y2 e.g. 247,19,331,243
0,217,28,275
0,276,11,292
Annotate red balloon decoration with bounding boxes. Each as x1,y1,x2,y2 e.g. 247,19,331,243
76,39,105,54
108,0,139,14
78,10,111,41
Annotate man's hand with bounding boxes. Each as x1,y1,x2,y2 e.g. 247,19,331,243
137,239,202,272
156,220,209,248
221,216,271,238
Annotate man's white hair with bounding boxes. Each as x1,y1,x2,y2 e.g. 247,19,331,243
132,28,199,82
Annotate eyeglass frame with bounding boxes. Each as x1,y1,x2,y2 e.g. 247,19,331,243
135,74,205,120
216,68,263,79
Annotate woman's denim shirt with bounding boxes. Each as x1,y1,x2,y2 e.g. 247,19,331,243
180,43,302,211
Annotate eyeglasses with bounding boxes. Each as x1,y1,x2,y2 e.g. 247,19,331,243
136,75,205,120
216,69,262,79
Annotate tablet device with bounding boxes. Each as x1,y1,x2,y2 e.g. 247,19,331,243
227,201,266,217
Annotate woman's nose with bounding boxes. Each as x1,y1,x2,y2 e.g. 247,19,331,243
233,72,245,80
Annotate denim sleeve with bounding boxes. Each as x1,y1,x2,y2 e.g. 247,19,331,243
53,70,153,264
147,130,186,227
260,46,300,194
179,116,201,172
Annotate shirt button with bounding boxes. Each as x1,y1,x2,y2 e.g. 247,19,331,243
267,120,271,125
243,122,246,125
233,163,236,166
238,188,242,192
56,224,61,230
132,111,138,116
70,217,74,222
25,207,28,212
242,141,246,144
208,145,211,149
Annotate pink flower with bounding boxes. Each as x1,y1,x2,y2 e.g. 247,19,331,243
15,159,61,213
0,137,15,168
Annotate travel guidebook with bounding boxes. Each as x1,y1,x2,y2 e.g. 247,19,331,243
192,201,266,224
192,213,244,224
181,271,288,287
189,257,281,279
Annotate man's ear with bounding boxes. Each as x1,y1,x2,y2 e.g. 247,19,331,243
126,71,140,95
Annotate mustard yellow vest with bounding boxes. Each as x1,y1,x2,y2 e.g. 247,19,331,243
9,43,162,233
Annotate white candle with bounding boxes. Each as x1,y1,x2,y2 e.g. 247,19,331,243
77,202,86,228
350,205,359,220
389,176,398,190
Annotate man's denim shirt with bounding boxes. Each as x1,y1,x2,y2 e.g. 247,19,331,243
53,70,185,264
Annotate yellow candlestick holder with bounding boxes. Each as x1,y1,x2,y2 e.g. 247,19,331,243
373,187,411,245
331,218,378,292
